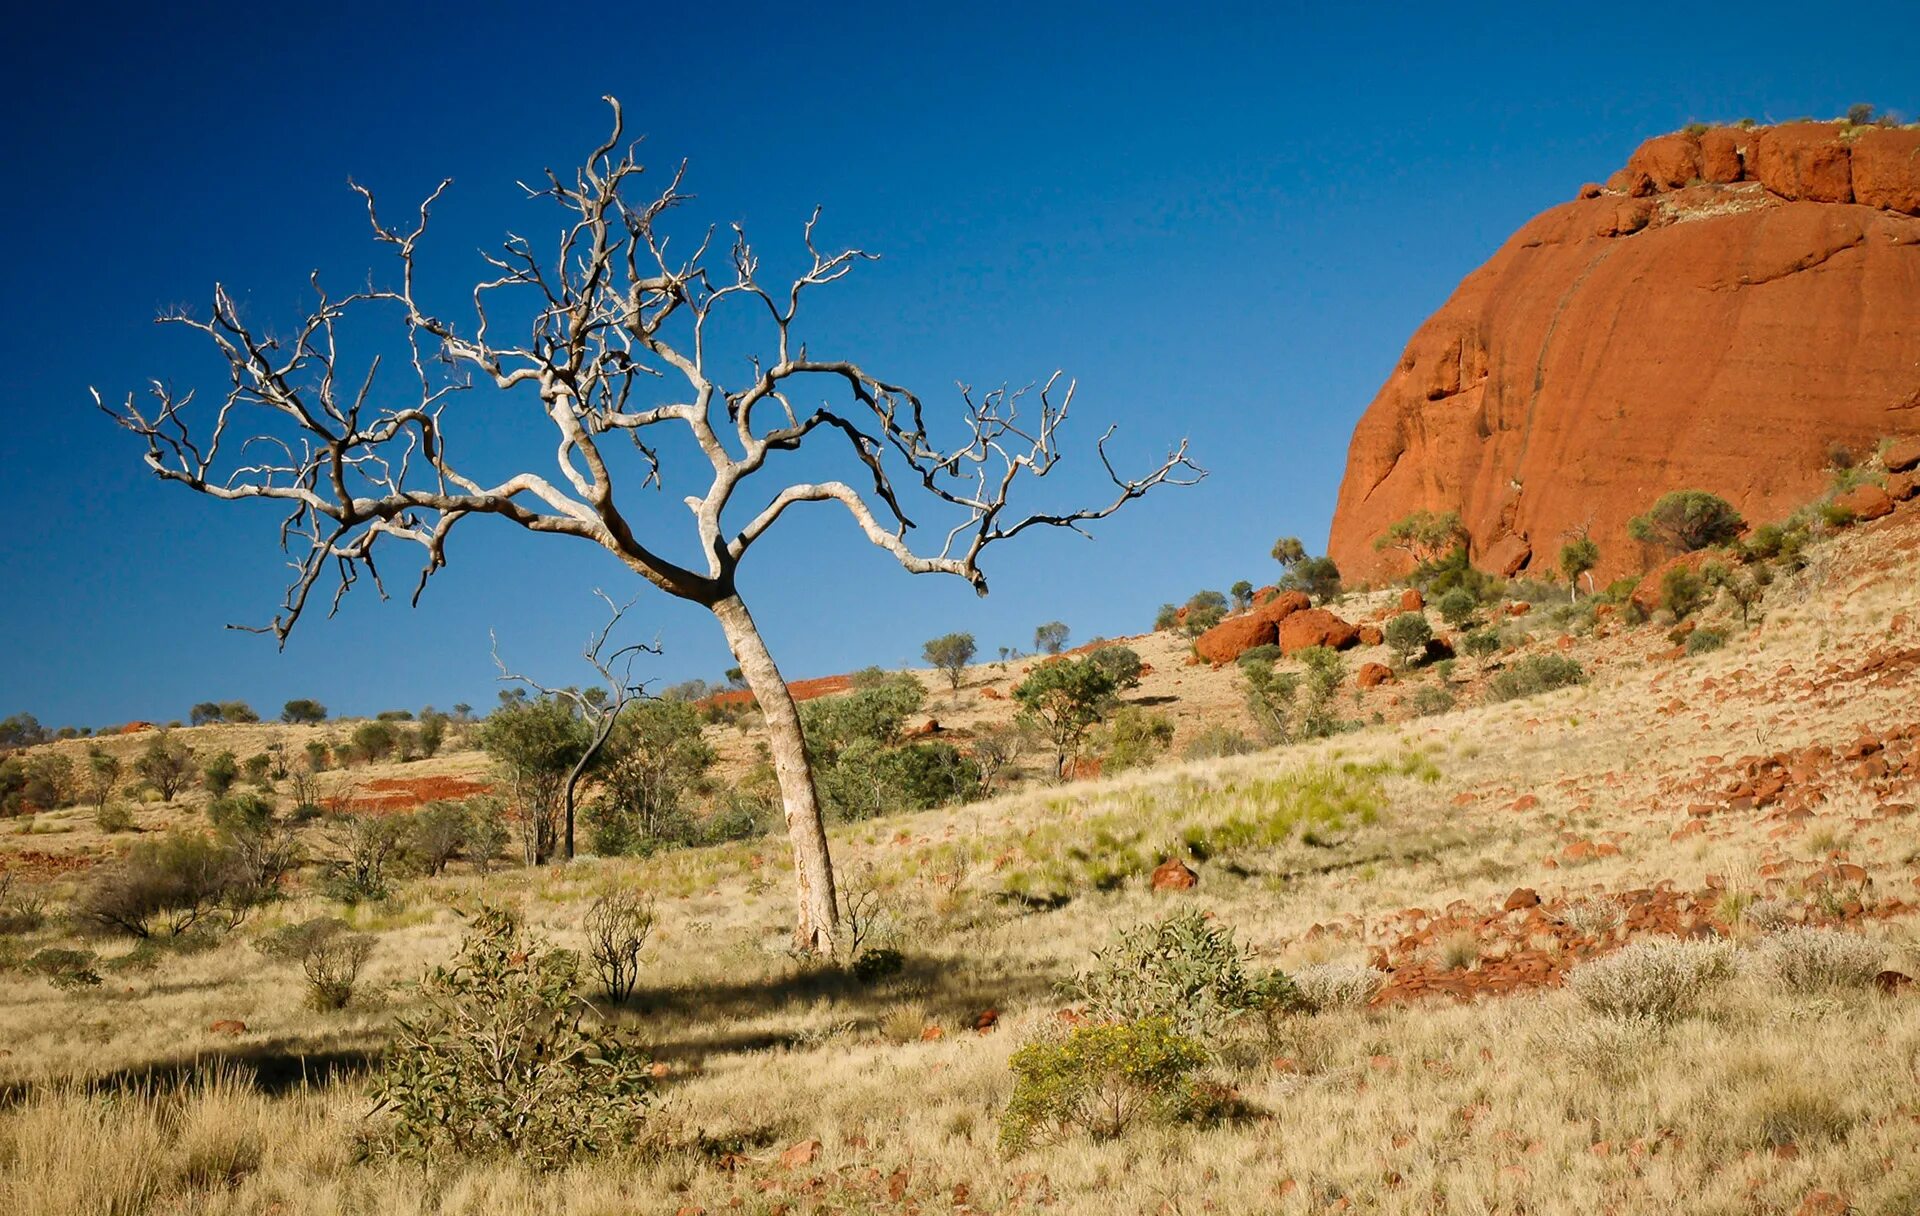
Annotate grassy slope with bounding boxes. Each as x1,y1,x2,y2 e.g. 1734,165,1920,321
3,509,1920,1213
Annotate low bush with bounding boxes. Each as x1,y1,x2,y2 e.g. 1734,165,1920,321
94,803,135,833
321,814,405,904
1289,962,1386,1013
1566,937,1735,1022
1485,655,1585,702
257,917,375,1009
1062,910,1295,1042
26,946,103,990
1685,627,1728,656
1750,927,1884,992
584,889,655,1003
1462,629,1501,659
1436,586,1479,627
367,906,654,1168
1182,725,1259,760
76,831,261,938
1383,612,1433,666
998,1018,1209,1152
1410,685,1455,717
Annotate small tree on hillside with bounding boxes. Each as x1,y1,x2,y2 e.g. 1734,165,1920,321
84,747,121,811
1278,554,1342,603
1628,491,1745,554
1229,580,1254,611
1034,621,1072,656
480,698,593,866
282,699,328,724
1383,612,1433,667
1559,535,1600,601
922,633,978,691
1180,590,1228,636
492,591,659,861
99,100,1197,952
134,732,195,802
1270,536,1306,568
1013,658,1118,779
1436,587,1477,628
1374,510,1465,568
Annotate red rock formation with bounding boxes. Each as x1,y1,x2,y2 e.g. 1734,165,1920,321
1330,122,1920,585
1192,589,1311,664
1355,662,1394,688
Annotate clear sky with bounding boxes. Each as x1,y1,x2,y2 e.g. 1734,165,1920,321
0,2,1909,728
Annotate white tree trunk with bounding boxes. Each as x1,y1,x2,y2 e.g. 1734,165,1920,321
711,594,839,953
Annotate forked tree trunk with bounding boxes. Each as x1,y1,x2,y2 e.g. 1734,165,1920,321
711,593,840,953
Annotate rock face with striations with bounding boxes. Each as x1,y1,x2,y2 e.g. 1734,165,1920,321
1329,121,1920,584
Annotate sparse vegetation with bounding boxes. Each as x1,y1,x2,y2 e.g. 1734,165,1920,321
922,632,978,690
1485,654,1585,702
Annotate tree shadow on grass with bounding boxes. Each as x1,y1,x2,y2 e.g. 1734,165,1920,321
0,1039,381,1106
619,949,1066,1064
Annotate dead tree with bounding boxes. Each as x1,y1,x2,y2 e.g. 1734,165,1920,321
491,589,658,862
96,98,1201,952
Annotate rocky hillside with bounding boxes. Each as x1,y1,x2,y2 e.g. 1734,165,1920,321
1329,119,1920,585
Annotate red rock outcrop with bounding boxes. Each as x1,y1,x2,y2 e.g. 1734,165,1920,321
1192,590,1312,664
1329,121,1920,586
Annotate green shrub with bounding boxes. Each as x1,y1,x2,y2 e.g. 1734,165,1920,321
282,699,328,724
26,947,102,991
367,907,654,1168
320,814,406,904
1629,490,1745,553
1278,554,1342,603
851,946,906,983
1383,612,1433,666
1685,627,1728,656
1086,645,1145,691
1099,707,1174,774
1485,655,1585,702
257,917,375,1009
201,751,239,796
1013,658,1118,778
1660,567,1707,619
1751,927,1885,992
584,889,655,1003
817,739,981,821
999,1018,1209,1153
1179,590,1228,637
1436,587,1478,627
1462,629,1501,659
1062,910,1296,1042
922,632,977,690
94,803,135,833
1411,685,1456,716
1235,644,1281,668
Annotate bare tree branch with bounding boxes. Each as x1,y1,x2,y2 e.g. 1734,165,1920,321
98,96,1201,643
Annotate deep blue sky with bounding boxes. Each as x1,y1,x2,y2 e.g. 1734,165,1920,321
0,2,1908,727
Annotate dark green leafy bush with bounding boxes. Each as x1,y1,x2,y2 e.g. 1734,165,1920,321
999,1018,1210,1153
1685,627,1728,656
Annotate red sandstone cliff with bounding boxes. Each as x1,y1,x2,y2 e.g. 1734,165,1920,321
1328,122,1920,585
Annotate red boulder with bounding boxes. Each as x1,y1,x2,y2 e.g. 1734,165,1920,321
1698,127,1748,183
1399,588,1424,612
1356,662,1394,688
1834,484,1894,522
1850,127,1920,214
1193,615,1278,665
1151,858,1198,891
1751,123,1854,203
1279,609,1361,655
1625,131,1701,190
1884,437,1920,473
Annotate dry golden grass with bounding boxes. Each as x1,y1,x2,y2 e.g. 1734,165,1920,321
4,512,1919,1213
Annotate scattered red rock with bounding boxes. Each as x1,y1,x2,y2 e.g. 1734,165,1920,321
778,1139,821,1170
1503,888,1540,911
1399,588,1424,612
